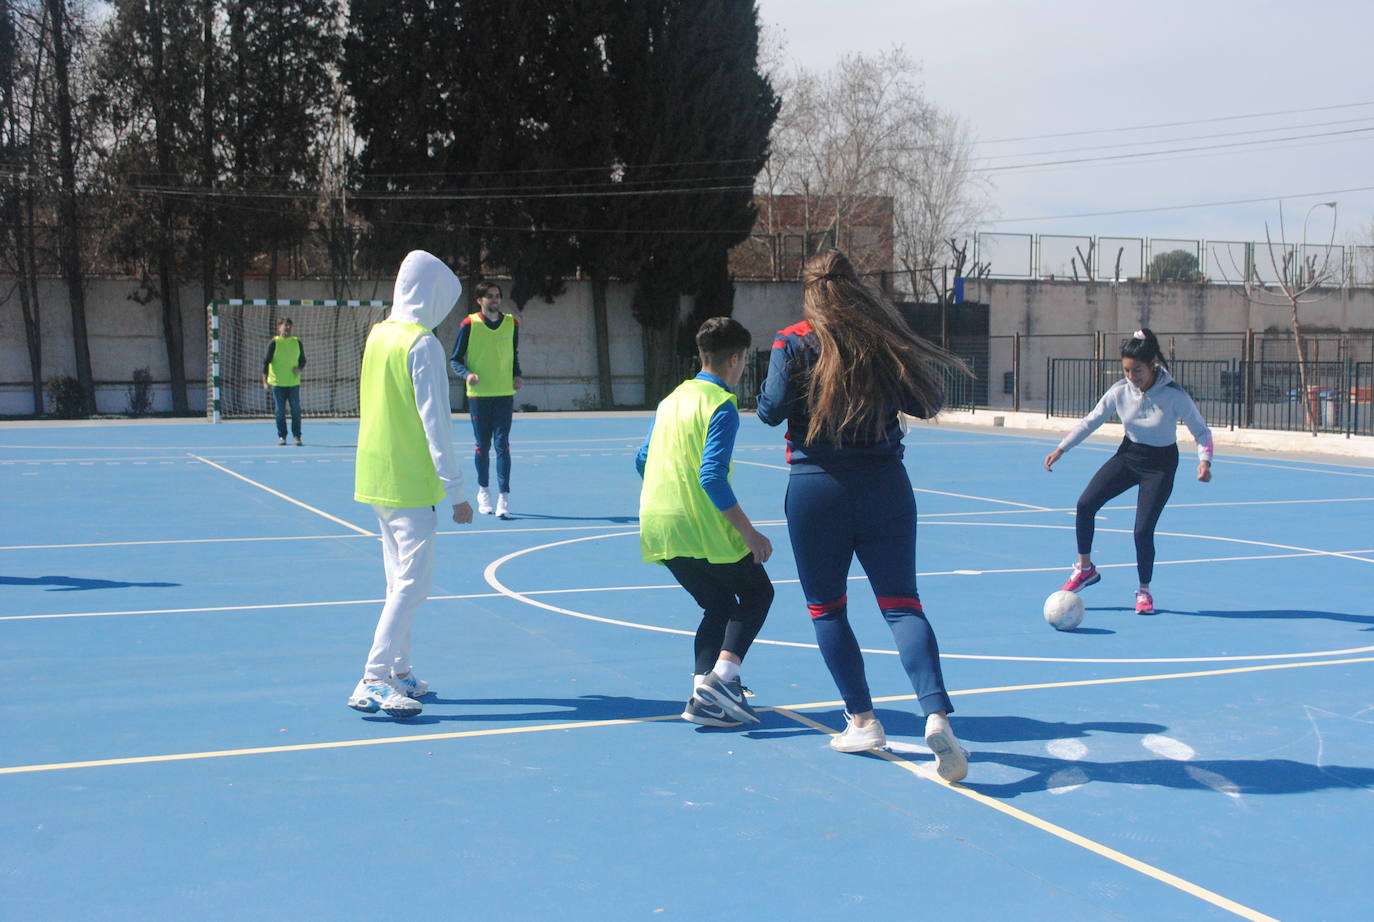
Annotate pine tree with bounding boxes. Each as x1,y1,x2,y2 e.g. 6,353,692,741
602,0,777,402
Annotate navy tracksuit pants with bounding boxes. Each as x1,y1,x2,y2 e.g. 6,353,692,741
469,395,513,493
785,459,953,717
1075,438,1179,585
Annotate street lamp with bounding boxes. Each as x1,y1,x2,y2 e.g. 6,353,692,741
1301,201,1337,285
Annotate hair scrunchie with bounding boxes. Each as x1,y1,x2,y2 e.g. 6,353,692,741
1132,329,1147,340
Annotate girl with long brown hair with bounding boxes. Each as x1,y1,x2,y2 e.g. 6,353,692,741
757,248,970,780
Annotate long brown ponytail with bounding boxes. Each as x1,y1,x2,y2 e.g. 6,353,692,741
801,249,971,445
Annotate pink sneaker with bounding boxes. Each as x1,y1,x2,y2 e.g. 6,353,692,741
1135,589,1155,614
1061,563,1100,593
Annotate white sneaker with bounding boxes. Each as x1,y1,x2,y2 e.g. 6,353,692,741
495,493,510,519
830,713,886,752
347,677,422,718
476,486,494,515
392,671,431,699
924,713,969,782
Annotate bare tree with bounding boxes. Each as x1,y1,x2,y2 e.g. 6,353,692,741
1,0,46,414
47,0,95,412
763,46,992,289
889,109,992,301
1214,201,1343,435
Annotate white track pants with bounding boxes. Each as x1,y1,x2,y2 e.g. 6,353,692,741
363,505,437,680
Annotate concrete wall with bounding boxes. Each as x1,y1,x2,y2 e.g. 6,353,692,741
1,276,805,416
964,278,1374,409
17,272,1364,417
967,277,1373,337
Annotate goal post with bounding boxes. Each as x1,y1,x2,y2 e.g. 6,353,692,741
206,298,390,423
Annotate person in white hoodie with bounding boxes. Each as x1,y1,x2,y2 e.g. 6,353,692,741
1044,328,1214,615
348,250,474,718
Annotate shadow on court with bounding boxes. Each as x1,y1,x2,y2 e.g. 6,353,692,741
1090,607,1374,630
0,575,180,592
1182,608,1374,630
964,751,1374,798
746,712,1169,746
506,512,639,524
363,693,680,725
891,713,1168,743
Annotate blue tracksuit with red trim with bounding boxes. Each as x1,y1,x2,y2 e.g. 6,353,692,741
757,320,953,717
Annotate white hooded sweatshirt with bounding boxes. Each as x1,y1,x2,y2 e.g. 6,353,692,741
389,250,467,508
1057,365,1214,462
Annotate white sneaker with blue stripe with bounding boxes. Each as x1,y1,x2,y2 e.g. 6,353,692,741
347,677,422,718
393,672,431,699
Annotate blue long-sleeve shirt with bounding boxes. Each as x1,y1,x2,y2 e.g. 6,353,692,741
635,371,740,511
757,320,927,469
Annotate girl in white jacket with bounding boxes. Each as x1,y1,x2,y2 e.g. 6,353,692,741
1044,329,1214,614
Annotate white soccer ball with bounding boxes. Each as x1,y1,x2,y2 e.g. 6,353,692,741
1043,590,1085,631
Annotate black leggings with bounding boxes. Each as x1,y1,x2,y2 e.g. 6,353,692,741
663,555,773,676
1075,439,1178,585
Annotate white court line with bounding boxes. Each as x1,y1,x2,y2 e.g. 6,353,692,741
732,458,790,472
737,461,1053,510
0,521,666,551
919,520,1374,566
478,528,1374,665
915,487,1051,510
12,544,1372,624
189,454,374,536
4,490,1368,548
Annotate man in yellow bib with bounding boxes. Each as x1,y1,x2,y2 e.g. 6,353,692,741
637,317,774,728
261,317,305,445
348,250,474,719
448,281,521,518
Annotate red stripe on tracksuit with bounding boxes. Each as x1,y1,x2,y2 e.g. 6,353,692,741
876,596,923,613
808,596,848,619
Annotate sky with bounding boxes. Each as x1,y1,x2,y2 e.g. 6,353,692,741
756,0,1374,272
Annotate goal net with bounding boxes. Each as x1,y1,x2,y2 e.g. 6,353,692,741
207,298,390,422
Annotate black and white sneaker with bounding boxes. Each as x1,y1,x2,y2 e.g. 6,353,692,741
694,673,760,724
682,696,743,728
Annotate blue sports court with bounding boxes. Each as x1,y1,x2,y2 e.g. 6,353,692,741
2,415,1372,921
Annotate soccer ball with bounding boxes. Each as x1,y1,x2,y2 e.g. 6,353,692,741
1043,590,1085,631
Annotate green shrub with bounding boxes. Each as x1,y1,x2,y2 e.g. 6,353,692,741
45,375,87,418
126,367,154,416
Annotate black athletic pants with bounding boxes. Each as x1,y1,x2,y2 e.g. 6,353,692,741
1075,438,1179,585
663,554,773,676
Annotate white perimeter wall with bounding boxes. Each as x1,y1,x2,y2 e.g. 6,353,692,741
8,274,1367,416
0,277,805,415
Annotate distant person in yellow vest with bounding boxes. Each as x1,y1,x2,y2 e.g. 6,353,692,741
262,317,306,445
448,281,521,519
348,250,474,719
636,317,774,729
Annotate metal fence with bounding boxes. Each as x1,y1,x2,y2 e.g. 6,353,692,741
1047,353,1373,437
974,232,1374,287
675,333,1372,438
672,346,976,414
673,349,771,410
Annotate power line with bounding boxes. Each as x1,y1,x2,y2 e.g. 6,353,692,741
973,126,1374,173
974,115,1374,162
977,100,1374,145
979,184,1374,225
982,133,1374,179
126,182,758,203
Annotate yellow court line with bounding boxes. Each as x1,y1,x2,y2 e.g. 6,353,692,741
189,454,374,536
771,707,1280,922
4,655,1370,777
0,714,682,775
